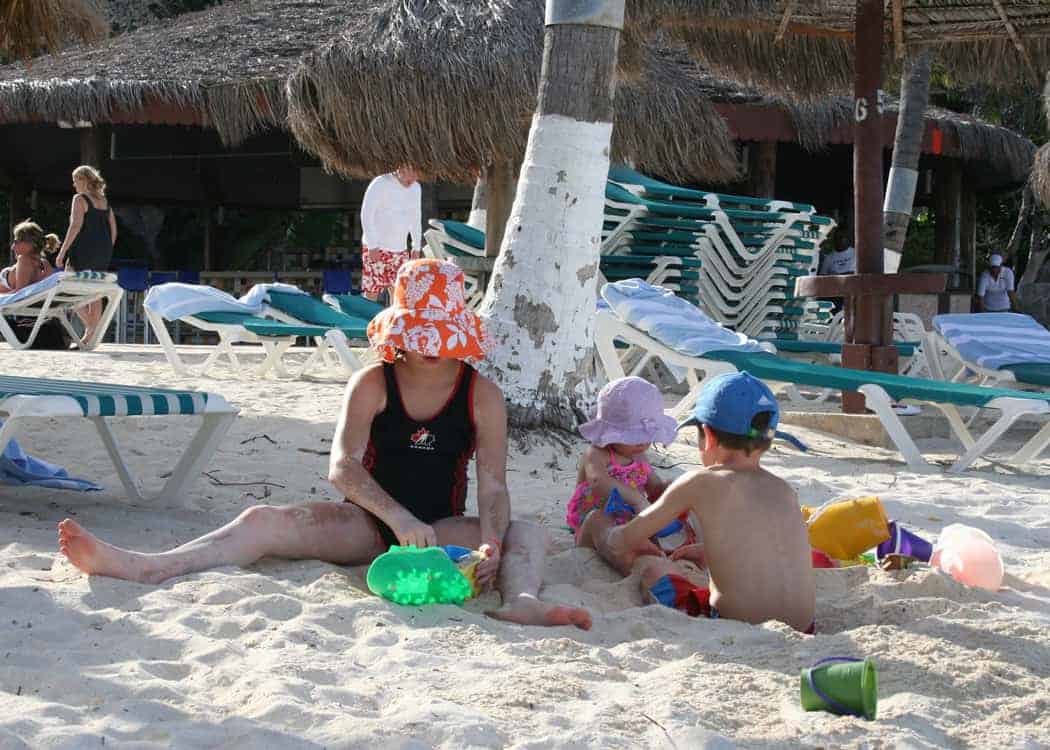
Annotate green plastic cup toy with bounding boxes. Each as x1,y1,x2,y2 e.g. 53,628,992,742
800,657,878,720
366,545,474,606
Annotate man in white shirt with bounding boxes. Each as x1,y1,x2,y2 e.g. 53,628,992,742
360,166,423,301
819,234,857,276
976,254,1016,312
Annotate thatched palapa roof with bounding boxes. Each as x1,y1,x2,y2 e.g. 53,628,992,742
0,0,1035,191
1031,143,1050,207
285,0,740,184
645,0,1050,95
696,68,1035,186
0,0,342,145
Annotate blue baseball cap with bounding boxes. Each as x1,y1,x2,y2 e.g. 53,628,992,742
677,372,780,439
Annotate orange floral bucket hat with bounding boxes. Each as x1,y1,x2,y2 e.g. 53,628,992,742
367,258,490,364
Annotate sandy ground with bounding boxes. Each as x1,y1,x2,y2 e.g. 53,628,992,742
1,343,1049,749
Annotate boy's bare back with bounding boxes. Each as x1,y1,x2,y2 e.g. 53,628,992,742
678,466,815,632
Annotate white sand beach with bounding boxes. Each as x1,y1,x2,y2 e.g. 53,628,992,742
2,344,1049,749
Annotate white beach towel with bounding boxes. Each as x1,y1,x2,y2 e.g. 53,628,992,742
601,278,767,357
144,283,261,320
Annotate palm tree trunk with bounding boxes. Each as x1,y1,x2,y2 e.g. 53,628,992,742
476,0,623,429
882,49,933,273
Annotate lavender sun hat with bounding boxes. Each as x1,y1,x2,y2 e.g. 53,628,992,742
579,377,678,447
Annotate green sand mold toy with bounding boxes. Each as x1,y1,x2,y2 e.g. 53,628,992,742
800,656,878,720
366,545,476,606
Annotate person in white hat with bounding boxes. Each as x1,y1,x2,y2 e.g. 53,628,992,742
976,254,1016,313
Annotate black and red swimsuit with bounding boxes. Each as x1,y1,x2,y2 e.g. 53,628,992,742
359,362,477,546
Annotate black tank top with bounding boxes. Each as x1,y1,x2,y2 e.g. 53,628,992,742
363,363,477,523
68,194,113,270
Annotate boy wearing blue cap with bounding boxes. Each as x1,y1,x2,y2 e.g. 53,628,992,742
601,372,816,633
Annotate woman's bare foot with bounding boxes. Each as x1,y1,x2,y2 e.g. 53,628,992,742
58,519,162,584
487,594,592,630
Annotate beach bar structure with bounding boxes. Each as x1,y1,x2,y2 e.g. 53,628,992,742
0,0,1036,281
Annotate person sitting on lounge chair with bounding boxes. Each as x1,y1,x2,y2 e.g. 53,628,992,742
57,259,591,630
1,221,56,294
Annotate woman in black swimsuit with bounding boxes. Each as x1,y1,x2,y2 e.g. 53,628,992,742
56,165,117,345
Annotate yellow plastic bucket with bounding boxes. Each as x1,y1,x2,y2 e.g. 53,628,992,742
803,496,891,561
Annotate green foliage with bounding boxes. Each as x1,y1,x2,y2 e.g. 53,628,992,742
902,208,936,268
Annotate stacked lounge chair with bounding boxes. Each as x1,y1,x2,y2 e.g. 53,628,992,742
601,166,836,339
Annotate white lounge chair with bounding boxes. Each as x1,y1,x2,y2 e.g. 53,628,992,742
145,284,367,379
596,280,1050,473
0,375,237,503
923,313,1050,391
0,271,122,350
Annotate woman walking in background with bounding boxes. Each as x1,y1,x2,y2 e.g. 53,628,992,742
56,165,117,345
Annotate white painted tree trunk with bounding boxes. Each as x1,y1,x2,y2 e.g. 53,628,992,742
476,115,612,427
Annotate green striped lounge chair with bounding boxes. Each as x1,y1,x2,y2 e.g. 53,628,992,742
596,282,1050,473
0,376,237,502
0,271,123,351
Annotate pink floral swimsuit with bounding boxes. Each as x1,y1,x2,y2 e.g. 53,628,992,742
566,456,653,532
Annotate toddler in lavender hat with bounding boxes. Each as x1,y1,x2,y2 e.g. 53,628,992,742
566,377,677,540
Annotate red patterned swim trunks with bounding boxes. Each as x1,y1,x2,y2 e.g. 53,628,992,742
362,247,411,297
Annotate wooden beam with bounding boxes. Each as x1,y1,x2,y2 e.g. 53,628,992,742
748,142,777,197
990,0,1041,85
891,0,905,60
774,0,797,43
667,14,854,40
796,273,946,297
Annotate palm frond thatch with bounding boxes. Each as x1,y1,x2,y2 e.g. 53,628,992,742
286,1,741,185
0,0,339,144
641,0,1050,95
1031,142,1050,208
0,0,107,60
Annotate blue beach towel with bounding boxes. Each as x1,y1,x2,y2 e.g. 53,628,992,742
0,422,100,492
934,313,1050,370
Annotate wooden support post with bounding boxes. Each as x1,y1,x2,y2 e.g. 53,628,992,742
484,160,518,257
847,0,888,412
933,160,962,267
202,205,215,271
79,126,109,169
748,142,777,198
960,177,977,298
419,181,439,253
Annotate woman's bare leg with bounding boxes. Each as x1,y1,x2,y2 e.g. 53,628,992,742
434,517,592,630
58,502,387,584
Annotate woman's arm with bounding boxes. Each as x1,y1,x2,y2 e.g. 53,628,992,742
327,366,436,548
57,195,87,267
472,375,512,586
109,208,117,247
